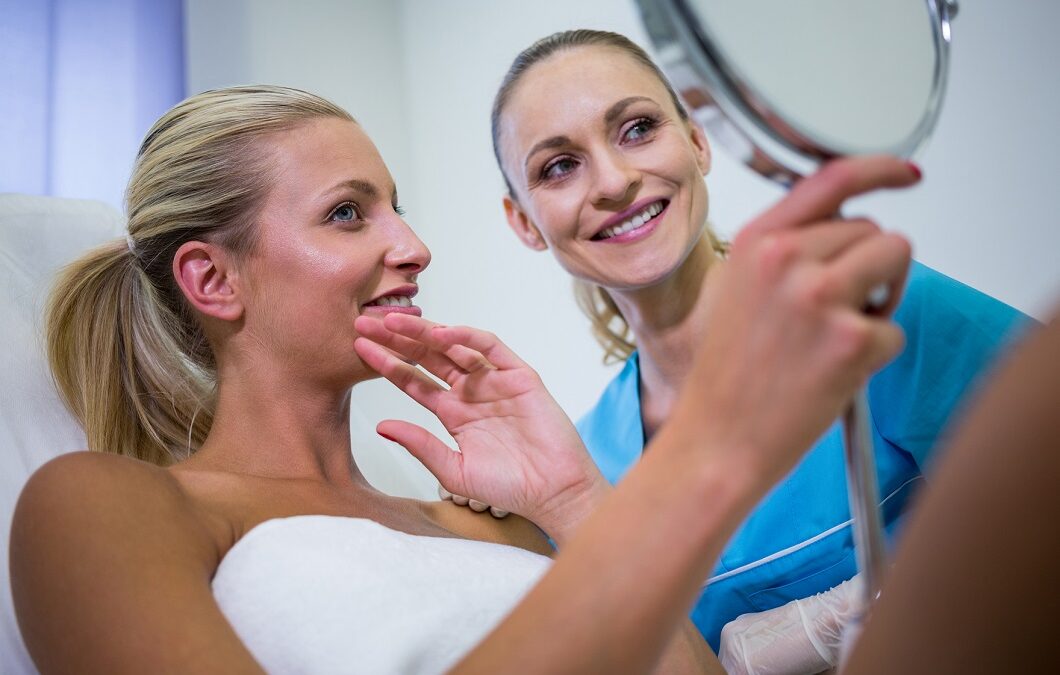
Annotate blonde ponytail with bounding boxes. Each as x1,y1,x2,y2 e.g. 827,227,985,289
44,85,353,464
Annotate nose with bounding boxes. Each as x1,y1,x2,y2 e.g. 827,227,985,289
385,218,431,275
590,147,642,206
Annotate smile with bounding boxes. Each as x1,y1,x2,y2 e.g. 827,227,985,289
366,295,413,307
592,199,668,241
362,286,422,316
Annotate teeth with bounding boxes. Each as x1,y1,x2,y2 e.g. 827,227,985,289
369,295,412,307
598,201,664,240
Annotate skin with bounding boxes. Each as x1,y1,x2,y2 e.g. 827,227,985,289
498,45,721,435
9,117,714,673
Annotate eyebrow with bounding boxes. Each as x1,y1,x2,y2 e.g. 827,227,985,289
522,96,660,174
323,178,398,204
603,96,656,125
524,135,573,174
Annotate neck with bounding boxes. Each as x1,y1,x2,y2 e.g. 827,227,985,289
188,358,369,490
608,237,722,438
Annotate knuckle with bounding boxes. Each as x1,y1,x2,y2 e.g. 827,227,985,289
818,159,858,195
833,315,874,365
795,269,838,310
849,217,881,235
887,232,913,259
757,233,799,277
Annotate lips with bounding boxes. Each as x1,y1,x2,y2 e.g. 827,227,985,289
591,198,669,242
361,285,422,316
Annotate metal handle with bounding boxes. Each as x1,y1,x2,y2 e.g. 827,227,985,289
842,389,888,615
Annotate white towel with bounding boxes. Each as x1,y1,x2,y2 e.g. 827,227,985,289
212,515,552,674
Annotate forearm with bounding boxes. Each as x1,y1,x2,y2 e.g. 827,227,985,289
652,620,725,675
532,472,613,549
452,422,760,674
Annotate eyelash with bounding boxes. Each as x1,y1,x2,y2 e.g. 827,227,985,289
328,202,407,222
622,116,659,143
537,115,661,183
328,201,363,223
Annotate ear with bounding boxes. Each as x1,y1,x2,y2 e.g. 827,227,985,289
172,241,243,322
689,122,712,176
503,196,548,251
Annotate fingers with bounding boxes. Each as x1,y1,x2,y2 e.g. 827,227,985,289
830,231,912,317
383,314,527,371
746,156,921,236
783,218,882,262
354,315,466,384
353,337,445,410
377,419,465,494
438,483,509,518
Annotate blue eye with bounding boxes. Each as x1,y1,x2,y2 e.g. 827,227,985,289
330,202,361,222
623,118,657,143
542,157,578,181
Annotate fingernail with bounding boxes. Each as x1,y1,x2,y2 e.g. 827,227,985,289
378,431,397,443
906,161,922,181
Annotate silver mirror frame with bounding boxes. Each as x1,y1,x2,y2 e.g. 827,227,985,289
637,0,958,186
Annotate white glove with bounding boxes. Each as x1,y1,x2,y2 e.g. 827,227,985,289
718,574,863,675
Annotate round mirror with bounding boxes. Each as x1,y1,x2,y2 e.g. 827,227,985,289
635,0,960,621
638,0,957,184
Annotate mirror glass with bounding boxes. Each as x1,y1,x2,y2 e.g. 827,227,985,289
685,0,936,155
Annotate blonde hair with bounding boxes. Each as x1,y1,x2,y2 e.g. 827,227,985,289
572,231,729,364
45,85,353,465
491,30,728,364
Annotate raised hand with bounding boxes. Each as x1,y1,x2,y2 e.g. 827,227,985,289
352,314,609,545
663,156,918,495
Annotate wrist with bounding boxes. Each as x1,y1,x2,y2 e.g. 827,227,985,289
531,471,613,548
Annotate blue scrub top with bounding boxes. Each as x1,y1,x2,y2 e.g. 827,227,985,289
576,261,1029,650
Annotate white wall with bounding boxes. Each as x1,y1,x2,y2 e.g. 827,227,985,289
185,0,1060,497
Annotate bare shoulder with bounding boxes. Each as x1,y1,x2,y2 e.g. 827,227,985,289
13,451,218,559
10,452,256,673
427,500,554,558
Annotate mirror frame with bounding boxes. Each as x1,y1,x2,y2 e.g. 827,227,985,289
636,0,958,185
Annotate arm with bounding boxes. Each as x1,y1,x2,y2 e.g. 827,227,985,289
843,310,1060,674
449,157,917,674
9,452,263,674
355,316,721,673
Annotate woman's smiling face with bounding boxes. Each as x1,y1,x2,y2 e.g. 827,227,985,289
498,46,712,291
239,117,431,387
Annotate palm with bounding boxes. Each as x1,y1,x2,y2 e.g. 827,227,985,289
353,313,600,519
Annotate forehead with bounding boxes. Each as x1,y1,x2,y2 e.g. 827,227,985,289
263,117,393,207
500,46,674,150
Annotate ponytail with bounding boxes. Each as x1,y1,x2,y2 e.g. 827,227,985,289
45,238,213,464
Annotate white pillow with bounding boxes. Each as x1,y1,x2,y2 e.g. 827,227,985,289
0,193,124,675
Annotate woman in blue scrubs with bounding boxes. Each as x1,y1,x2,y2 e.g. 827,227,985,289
489,29,1028,659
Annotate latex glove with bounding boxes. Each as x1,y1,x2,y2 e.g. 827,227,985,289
438,484,508,519
353,313,609,546
719,575,863,675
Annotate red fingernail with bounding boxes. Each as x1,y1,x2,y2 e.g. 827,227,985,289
906,161,922,181
378,431,397,443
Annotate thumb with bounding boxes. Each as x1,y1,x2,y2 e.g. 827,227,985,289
376,419,465,494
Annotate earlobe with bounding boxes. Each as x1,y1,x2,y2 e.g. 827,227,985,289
690,123,712,176
172,241,243,322
503,196,548,251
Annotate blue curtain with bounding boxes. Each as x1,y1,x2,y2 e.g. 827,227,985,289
0,0,185,210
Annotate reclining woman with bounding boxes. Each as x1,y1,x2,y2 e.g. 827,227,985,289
11,85,1050,674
